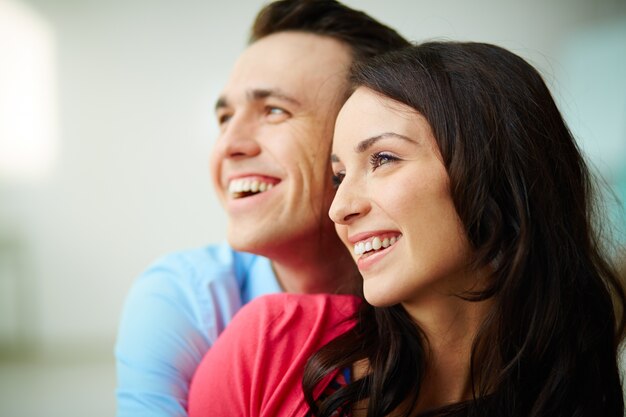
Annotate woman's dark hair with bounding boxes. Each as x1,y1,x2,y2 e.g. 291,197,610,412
303,41,626,417
250,0,410,62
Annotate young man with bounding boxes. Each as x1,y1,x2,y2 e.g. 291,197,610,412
115,1,408,416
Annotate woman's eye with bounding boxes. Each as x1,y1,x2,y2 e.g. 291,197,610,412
332,172,345,188
369,152,398,169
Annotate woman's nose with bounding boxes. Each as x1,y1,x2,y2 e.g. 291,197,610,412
329,180,371,225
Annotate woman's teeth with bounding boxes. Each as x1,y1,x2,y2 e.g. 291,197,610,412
354,235,401,256
228,178,275,198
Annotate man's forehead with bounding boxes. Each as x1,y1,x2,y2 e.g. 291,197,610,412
224,32,350,90
242,31,351,64
217,32,351,112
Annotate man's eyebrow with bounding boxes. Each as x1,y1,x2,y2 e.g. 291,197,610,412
355,132,415,153
215,96,228,112
249,88,301,106
214,88,301,113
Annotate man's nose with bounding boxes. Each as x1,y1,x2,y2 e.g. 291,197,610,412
217,114,261,159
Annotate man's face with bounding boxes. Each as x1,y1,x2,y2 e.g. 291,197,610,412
210,32,352,256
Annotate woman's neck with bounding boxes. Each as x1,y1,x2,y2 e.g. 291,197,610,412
404,289,493,414
349,296,492,417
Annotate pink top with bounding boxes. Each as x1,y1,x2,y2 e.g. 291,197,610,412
188,293,360,417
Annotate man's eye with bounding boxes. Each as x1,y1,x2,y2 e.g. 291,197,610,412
265,106,290,122
217,113,232,126
369,152,399,169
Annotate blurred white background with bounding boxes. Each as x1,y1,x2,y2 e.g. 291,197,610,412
0,0,624,416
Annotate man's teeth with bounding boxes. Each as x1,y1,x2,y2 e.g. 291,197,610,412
228,178,274,197
354,235,401,256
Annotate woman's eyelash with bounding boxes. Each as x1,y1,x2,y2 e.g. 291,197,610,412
332,172,345,188
332,153,397,188
369,152,399,169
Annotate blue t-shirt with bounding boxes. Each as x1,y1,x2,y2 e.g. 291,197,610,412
114,242,280,417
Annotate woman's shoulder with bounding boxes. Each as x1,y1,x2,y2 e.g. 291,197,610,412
239,293,361,331
222,293,361,356
244,292,360,311
189,293,361,416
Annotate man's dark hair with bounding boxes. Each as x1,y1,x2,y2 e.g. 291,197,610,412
250,0,409,62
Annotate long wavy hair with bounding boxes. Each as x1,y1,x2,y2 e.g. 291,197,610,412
302,42,626,417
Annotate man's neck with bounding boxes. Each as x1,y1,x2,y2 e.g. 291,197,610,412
269,235,359,295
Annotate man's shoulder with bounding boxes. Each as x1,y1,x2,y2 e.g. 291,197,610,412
149,242,249,272
137,242,260,287
125,242,262,317
121,242,271,342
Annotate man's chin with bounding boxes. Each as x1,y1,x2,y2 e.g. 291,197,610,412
226,227,272,255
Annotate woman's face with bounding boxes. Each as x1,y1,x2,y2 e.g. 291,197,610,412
330,87,477,308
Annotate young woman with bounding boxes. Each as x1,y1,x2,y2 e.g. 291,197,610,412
188,42,626,417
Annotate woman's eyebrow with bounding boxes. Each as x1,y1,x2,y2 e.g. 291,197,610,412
355,132,416,153
331,133,417,161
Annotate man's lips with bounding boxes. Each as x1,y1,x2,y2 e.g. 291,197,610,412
227,175,280,199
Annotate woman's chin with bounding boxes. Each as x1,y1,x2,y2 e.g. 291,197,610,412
363,289,399,308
